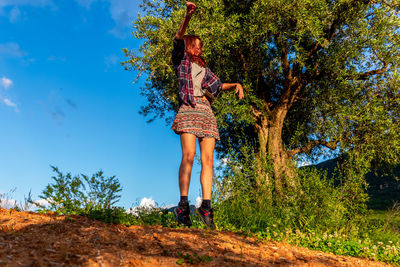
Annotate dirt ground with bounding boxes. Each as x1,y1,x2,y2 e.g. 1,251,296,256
0,208,392,266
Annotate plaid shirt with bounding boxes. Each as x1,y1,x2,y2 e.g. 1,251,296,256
172,38,222,107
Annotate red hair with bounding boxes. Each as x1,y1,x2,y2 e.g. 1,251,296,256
183,35,206,67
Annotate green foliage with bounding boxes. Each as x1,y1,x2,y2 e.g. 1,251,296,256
37,166,122,215
362,204,400,244
124,0,400,171
212,143,400,264
81,171,122,210
133,206,178,227
213,142,273,232
35,166,207,229
83,206,181,228
85,206,139,225
176,252,213,265
279,229,400,264
214,144,350,233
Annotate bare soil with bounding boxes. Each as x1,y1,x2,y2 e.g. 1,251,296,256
0,208,391,266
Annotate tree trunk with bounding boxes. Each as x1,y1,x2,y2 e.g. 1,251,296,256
254,114,271,191
255,107,299,197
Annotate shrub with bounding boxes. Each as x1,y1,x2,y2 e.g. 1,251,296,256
213,144,350,233
36,166,122,215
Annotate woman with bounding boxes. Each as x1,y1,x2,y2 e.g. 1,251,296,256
171,1,244,229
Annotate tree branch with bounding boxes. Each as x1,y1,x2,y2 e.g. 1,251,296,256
305,13,339,60
304,0,371,66
237,49,248,74
280,39,292,81
345,61,388,80
288,139,339,157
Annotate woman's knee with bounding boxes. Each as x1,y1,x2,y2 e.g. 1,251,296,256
201,154,213,167
182,151,196,165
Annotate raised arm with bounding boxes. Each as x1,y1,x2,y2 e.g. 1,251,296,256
222,83,245,99
175,2,196,40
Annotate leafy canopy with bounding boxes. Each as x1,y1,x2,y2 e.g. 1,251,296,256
123,0,400,169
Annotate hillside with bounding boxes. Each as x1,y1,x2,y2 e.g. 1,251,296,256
0,208,390,266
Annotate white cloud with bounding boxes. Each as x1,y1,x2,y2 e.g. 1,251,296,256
107,0,136,38
48,55,66,62
0,77,18,112
3,98,16,107
76,0,95,9
0,198,18,209
104,54,119,70
139,197,156,209
33,198,51,208
1,76,13,89
162,203,175,210
2,98,18,112
105,54,118,65
297,159,311,167
0,197,50,211
127,197,157,215
0,42,27,58
75,0,140,38
0,1,55,22
0,0,53,8
9,6,21,23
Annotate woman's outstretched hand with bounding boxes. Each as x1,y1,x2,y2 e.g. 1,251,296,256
236,83,245,99
186,2,196,16
175,1,196,39
221,83,245,99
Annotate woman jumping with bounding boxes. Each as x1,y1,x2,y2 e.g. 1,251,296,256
171,1,244,229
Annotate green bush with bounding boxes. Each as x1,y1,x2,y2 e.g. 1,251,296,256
36,166,122,215
85,206,138,225
213,144,349,233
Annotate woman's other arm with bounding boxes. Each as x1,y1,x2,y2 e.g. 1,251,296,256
222,83,245,99
175,2,196,39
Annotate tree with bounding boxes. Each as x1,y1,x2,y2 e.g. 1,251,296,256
123,0,400,196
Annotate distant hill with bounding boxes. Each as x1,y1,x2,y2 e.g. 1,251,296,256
308,158,400,210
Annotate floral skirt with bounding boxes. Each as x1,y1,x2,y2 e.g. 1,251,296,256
171,97,220,140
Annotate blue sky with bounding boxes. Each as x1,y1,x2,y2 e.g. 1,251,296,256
0,0,206,209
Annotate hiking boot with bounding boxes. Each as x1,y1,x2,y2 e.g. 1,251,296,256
174,201,192,226
196,206,216,230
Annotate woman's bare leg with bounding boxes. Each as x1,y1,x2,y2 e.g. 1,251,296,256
179,133,197,196
198,137,215,200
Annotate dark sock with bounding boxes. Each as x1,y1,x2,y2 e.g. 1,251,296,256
180,196,188,203
201,199,211,209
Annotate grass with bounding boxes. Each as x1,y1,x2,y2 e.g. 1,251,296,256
0,188,34,212
367,209,400,238
246,208,400,265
